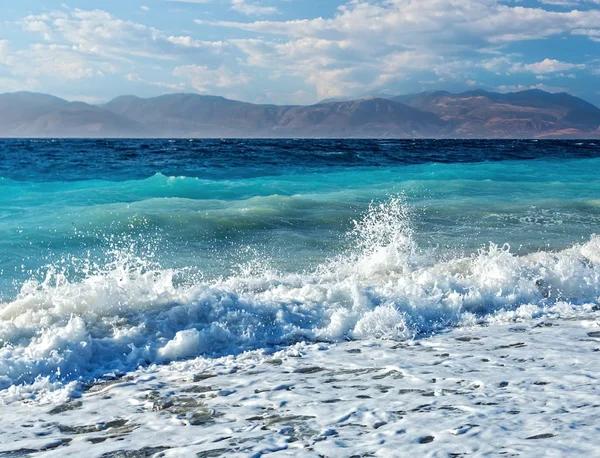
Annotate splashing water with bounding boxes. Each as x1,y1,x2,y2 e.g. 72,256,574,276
0,196,599,401
346,196,417,276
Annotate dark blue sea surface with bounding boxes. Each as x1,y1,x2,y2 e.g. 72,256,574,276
0,138,599,392
1,138,599,181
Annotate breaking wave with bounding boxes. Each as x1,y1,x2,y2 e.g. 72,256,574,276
1,197,599,400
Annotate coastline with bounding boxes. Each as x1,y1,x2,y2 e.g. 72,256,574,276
3,310,599,457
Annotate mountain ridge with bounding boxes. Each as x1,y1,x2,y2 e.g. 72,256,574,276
1,89,599,138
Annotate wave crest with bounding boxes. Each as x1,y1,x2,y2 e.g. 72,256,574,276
1,196,599,400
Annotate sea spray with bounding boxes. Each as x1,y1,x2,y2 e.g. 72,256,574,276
0,196,599,401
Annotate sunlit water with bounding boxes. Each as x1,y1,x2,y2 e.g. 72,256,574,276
0,138,599,396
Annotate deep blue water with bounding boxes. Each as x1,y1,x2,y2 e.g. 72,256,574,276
1,138,599,182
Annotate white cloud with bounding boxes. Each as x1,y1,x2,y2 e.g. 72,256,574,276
195,0,600,100
480,56,587,77
230,37,402,99
538,0,600,6
169,0,278,16
572,28,600,42
480,56,515,73
202,1,600,44
1,36,118,83
256,89,313,105
22,19,53,41
14,44,116,80
0,40,9,65
538,0,580,6
48,9,168,60
173,65,253,92
0,76,40,92
63,94,107,104
231,0,278,16
21,9,226,61
141,6,150,12
4,1,600,103
166,35,227,52
126,73,186,90
516,58,586,73
6,8,228,86
496,83,568,93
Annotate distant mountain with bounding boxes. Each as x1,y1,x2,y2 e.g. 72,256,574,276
318,93,397,104
1,89,599,138
102,93,288,137
390,89,600,138
0,92,143,137
273,98,447,137
102,94,446,137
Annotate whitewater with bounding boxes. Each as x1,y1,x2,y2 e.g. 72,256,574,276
0,139,599,457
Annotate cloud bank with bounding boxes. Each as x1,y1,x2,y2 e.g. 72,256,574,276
0,0,598,104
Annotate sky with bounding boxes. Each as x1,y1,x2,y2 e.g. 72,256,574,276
1,0,599,106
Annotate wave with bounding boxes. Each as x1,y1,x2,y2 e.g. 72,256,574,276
0,197,599,400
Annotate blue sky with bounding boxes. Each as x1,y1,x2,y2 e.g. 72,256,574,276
1,0,599,105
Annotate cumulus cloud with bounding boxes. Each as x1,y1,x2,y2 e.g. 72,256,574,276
516,58,586,74
572,28,600,41
20,9,229,62
202,0,600,44
3,1,599,103
199,0,598,99
22,9,225,61
481,56,586,75
166,36,227,51
22,19,54,41
5,8,228,88
4,42,118,81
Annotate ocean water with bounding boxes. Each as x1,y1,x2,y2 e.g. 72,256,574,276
0,138,599,400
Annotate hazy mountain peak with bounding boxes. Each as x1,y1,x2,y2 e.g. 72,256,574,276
0,90,598,138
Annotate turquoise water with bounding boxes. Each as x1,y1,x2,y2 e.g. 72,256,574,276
0,139,599,393
2,147,598,294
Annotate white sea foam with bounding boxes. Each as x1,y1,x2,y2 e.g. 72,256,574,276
0,197,599,400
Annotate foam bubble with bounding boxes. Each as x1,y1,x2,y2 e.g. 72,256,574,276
0,196,599,401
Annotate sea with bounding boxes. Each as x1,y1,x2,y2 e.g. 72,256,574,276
1,138,599,457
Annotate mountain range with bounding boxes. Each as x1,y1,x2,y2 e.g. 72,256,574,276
1,89,599,138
